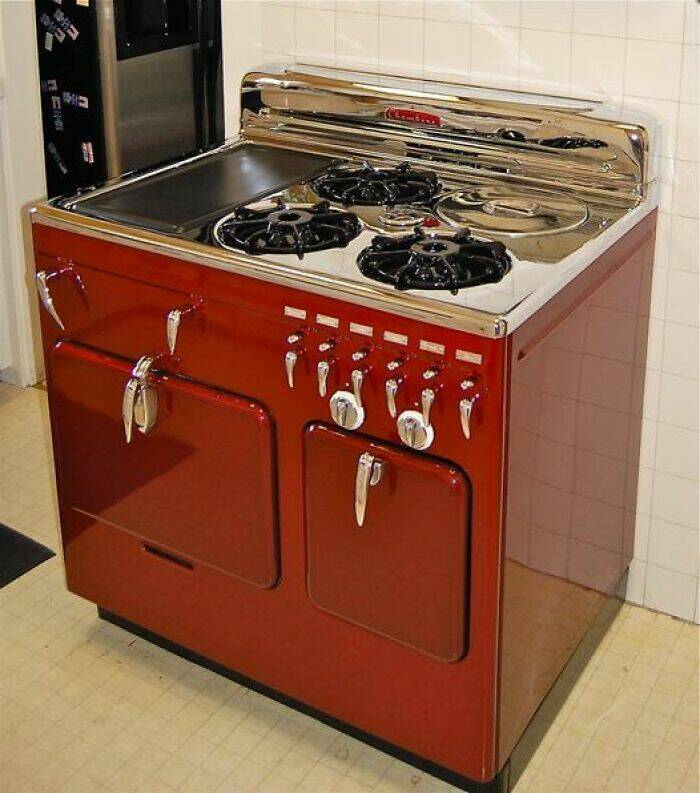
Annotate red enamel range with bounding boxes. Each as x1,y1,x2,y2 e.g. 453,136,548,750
31,66,658,792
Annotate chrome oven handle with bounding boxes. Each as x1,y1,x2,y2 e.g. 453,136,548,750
354,452,385,528
122,355,159,443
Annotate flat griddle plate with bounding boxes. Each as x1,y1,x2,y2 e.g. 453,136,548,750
73,145,338,235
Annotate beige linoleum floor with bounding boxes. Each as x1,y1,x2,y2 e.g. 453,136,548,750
0,382,697,793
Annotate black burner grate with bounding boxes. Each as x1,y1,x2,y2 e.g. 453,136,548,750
214,199,361,259
357,228,511,294
313,162,440,207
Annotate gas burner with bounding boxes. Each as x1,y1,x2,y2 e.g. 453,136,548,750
312,162,440,207
357,228,511,295
436,186,589,237
213,199,361,259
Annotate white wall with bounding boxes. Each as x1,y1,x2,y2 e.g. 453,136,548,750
224,0,699,622
0,0,47,387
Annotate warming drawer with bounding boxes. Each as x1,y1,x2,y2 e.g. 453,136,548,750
49,341,279,588
303,423,470,662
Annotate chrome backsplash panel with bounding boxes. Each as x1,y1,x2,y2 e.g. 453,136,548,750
241,64,655,204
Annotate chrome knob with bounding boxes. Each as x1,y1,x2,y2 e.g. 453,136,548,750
351,349,368,362
318,339,336,353
329,389,365,430
386,358,403,372
285,350,299,389
459,397,476,440
287,332,304,345
385,378,399,418
351,369,364,408
422,368,439,381
459,379,480,440
397,409,434,451
317,359,332,397
421,388,435,426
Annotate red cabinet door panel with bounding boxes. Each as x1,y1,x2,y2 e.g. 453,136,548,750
304,423,470,662
50,341,279,588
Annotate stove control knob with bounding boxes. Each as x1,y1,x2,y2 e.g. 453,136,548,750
397,410,434,451
285,350,300,389
385,378,400,418
421,388,435,426
459,379,480,440
317,359,332,397
329,390,365,430
329,370,365,430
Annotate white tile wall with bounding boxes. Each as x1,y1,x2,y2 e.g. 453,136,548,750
223,0,700,622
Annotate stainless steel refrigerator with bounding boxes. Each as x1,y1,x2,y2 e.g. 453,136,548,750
35,0,223,198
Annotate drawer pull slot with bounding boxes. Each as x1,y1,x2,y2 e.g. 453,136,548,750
143,543,194,570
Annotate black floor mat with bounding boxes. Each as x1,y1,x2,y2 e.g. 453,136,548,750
0,524,55,588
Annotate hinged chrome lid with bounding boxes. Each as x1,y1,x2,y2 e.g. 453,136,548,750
241,64,654,204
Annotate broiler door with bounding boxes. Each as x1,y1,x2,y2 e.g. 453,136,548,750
303,423,470,662
50,341,278,588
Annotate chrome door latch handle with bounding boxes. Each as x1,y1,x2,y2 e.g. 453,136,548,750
355,452,385,528
122,355,159,443
34,263,84,330
166,299,201,355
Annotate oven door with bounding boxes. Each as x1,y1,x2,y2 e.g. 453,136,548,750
303,423,470,662
49,341,278,588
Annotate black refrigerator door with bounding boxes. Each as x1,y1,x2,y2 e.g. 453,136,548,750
114,0,199,60
35,0,106,198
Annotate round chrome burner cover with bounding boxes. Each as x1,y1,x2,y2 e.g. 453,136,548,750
436,186,589,237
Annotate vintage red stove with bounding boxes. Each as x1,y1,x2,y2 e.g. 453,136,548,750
30,66,657,791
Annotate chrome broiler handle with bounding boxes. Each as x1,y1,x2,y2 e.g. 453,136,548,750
354,452,385,528
122,356,159,443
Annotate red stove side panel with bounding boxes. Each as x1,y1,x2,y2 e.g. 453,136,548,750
498,211,657,766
